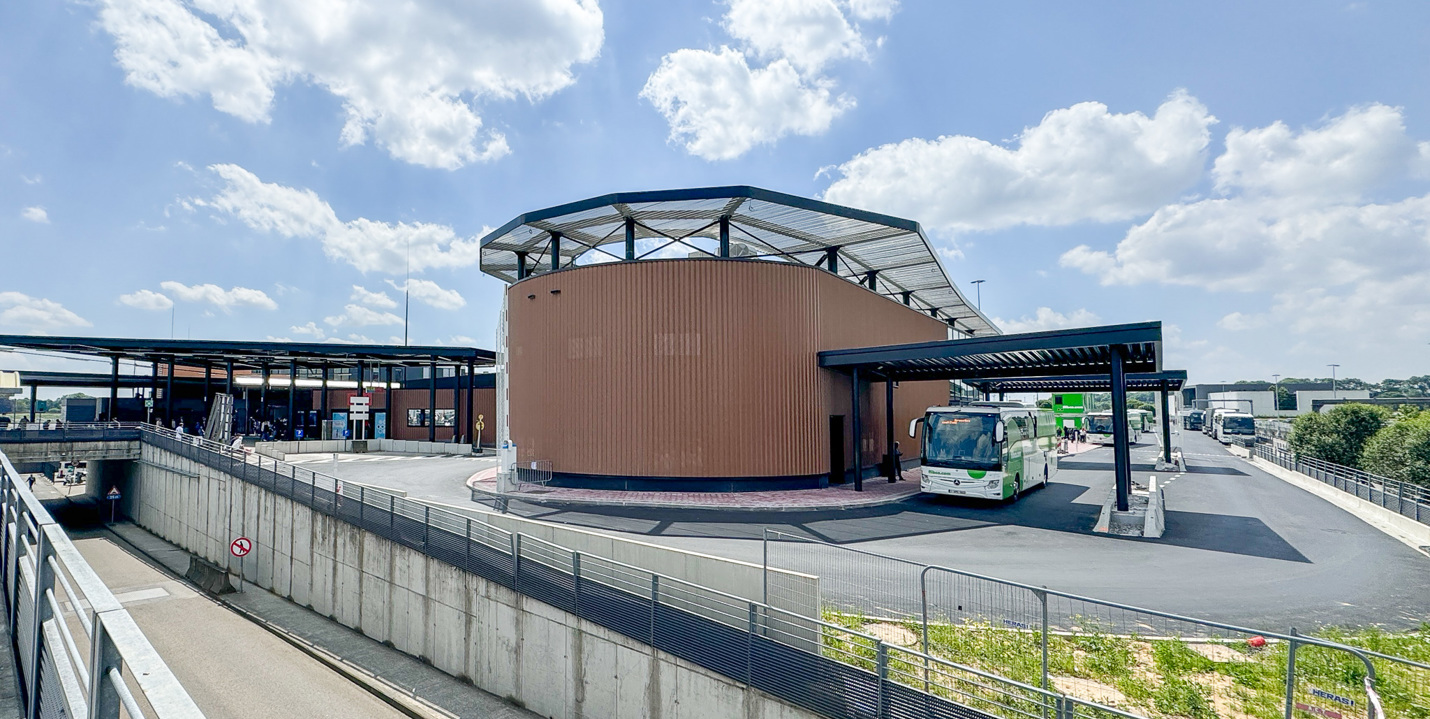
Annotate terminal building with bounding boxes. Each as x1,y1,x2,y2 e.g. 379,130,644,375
479,186,998,491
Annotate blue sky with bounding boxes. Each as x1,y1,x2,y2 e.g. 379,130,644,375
2,0,1429,386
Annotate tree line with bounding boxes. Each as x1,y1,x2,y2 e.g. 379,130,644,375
1289,404,1430,486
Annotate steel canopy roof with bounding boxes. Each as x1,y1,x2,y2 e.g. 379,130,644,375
966,370,1187,394
478,186,999,335
0,335,493,369
817,322,1162,381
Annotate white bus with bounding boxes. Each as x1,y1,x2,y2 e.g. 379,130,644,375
1085,410,1142,445
1213,411,1256,445
908,402,1057,501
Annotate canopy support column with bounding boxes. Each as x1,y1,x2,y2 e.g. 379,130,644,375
550,232,562,272
515,251,528,280
260,362,270,431
851,367,863,492
467,358,476,446
825,247,839,273
453,366,460,443
428,358,437,443
1110,345,1131,512
1160,381,1173,465
224,359,233,434
383,366,392,439
164,356,175,427
150,360,159,424
719,216,730,257
28,384,36,422
203,361,212,417
109,356,120,422
357,360,367,440
885,379,897,483
624,217,636,260
287,359,297,440
320,364,329,437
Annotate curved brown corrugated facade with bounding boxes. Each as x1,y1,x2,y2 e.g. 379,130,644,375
507,258,948,490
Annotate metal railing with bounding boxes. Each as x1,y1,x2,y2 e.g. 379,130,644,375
765,529,1429,719
1253,443,1430,526
0,450,203,719
0,422,144,444
134,424,1150,719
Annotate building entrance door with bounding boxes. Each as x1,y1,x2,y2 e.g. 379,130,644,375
829,415,846,484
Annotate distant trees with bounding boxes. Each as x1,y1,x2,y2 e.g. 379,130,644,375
1289,404,1391,468
1291,404,1430,486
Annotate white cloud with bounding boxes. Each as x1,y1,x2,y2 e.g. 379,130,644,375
1213,104,1430,201
1061,104,1430,354
0,292,91,331
21,174,42,185
197,164,483,273
290,321,326,339
350,285,397,309
118,289,174,311
725,0,866,74
641,49,853,161
1217,312,1267,331
385,279,465,310
823,91,1217,233
994,307,1101,335
21,206,49,224
159,281,277,310
96,0,604,169
323,304,403,327
642,0,892,160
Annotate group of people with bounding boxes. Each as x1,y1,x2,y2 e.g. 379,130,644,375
1055,425,1088,454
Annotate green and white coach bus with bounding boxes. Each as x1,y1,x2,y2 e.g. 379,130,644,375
1085,410,1142,445
909,402,1058,501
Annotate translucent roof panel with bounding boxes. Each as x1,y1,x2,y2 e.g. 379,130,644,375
479,186,999,335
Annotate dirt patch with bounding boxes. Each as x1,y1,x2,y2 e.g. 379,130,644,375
1190,642,1249,663
1200,672,1257,719
865,622,919,647
1052,676,1126,706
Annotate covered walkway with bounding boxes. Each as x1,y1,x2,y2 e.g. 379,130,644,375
818,322,1170,511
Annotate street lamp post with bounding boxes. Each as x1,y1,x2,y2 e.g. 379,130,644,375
1328,364,1340,399
971,279,985,310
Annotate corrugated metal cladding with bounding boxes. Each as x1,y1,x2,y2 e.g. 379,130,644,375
507,259,947,486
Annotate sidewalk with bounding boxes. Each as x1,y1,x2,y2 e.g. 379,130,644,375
103,523,539,719
468,466,924,511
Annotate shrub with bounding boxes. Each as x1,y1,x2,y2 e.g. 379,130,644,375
1361,413,1430,486
1289,404,1390,468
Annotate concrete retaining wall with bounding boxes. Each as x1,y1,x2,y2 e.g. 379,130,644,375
122,444,820,719
256,439,475,460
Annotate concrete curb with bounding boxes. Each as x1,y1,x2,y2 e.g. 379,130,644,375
1249,456,1430,555
465,476,921,513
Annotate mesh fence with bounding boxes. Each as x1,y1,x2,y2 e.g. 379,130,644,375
766,529,1428,719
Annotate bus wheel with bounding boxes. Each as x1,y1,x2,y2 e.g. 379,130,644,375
1043,466,1049,487
1010,475,1022,501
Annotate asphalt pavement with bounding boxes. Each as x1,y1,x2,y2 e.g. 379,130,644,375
339,436,1430,632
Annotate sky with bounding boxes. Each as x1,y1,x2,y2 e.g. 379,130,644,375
2,0,1429,387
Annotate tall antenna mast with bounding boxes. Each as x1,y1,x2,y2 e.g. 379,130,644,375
403,238,411,346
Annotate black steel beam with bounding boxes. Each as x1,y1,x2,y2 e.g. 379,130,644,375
624,217,636,261
287,359,297,440
1110,346,1131,512
428,358,437,443
109,356,119,422
819,322,1161,369
1161,382,1173,465
885,379,896,483
851,367,862,492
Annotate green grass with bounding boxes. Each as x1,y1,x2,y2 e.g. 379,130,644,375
819,612,1430,719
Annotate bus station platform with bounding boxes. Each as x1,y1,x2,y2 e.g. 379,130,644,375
468,439,1102,512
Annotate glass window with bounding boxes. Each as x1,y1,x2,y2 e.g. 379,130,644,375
1225,415,1256,433
923,413,1000,470
1087,415,1116,434
434,409,456,427
407,409,427,427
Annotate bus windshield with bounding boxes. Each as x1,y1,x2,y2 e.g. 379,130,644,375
1224,415,1255,433
924,413,1001,470
1086,415,1116,434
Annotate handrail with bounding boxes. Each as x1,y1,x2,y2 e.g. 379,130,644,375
0,449,203,718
